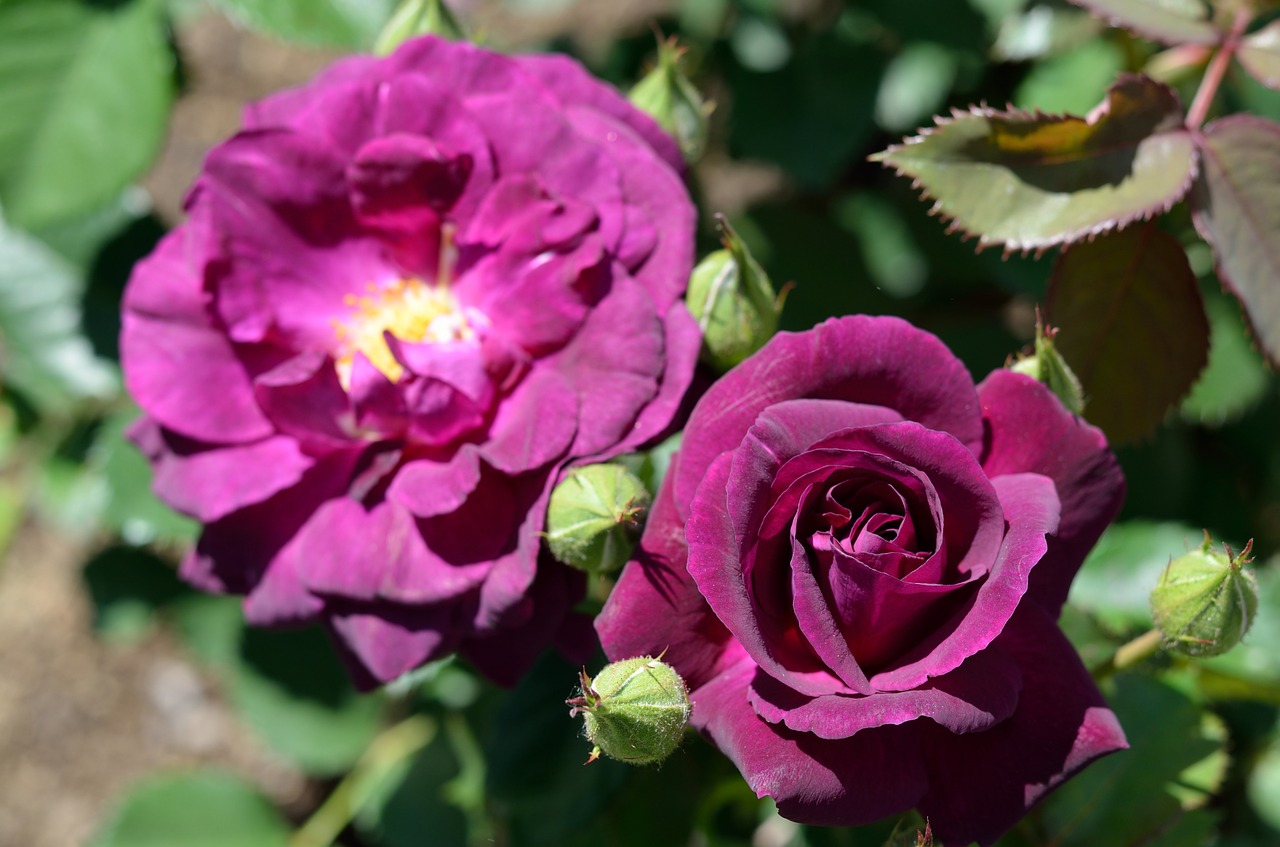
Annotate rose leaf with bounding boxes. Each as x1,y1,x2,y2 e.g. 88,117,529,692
1191,115,1280,365
872,75,1197,252
1179,291,1270,425
1065,0,1220,45
1239,20,1280,91
1047,223,1209,444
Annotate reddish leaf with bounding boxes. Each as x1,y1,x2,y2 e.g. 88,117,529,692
1067,0,1220,45
873,75,1196,252
1239,21,1280,92
1191,114,1280,364
1048,224,1209,443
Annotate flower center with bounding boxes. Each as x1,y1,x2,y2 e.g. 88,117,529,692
333,278,475,387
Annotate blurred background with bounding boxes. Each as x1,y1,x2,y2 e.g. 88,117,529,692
2,1,1280,845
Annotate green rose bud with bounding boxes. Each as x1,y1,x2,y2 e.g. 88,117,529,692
1009,313,1085,415
544,464,650,575
1151,535,1259,658
629,36,711,163
375,0,466,55
567,656,692,765
687,216,785,372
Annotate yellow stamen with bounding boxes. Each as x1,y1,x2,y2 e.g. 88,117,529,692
332,278,473,387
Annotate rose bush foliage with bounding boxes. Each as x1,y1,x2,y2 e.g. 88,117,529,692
121,36,699,688
598,315,1128,845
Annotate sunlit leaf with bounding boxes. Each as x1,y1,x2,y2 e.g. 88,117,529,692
1070,520,1206,629
1192,115,1280,364
0,219,118,415
1180,292,1271,425
992,3,1103,62
1239,20,1280,91
1066,0,1219,45
1047,224,1209,443
209,0,395,49
1013,38,1126,115
873,75,1196,251
0,0,173,229
89,771,289,847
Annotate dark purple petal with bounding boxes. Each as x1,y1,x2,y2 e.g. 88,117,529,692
596,462,744,692
151,435,314,524
607,302,701,456
693,661,929,826
748,644,1020,738
387,445,482,518
978,369,1126,616
675,316,984,520
327,602,459,688
480,368,578,474
253,350,355,447
348,134,472,231
918,603,1127,847
871,473,1059,691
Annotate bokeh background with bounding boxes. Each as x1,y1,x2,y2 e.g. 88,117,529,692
3,1,1280,846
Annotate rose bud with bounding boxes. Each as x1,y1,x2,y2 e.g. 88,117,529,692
687,216,783,372
567,656,691,765
545,464,651,575
1010,317,1085,415
375,0,466,54
1151,536,1259,658
629,37,711,163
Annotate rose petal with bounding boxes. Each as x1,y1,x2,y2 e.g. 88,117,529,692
388,445,483,518
151,435,314,524
978,369,1126,616
607,302,702,456
480,368,578,474
675,315,984,519
917,603,1127,846
327,603,459,689
348,133,472,231
253,350,355,447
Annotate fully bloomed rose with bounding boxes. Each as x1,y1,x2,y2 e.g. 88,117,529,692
121,36,699,688
598,315,1127,845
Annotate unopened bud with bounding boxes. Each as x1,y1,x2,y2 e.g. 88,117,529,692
375,0,466,55
629,37,712,163
1151,534,1259,658
567,656,691,765
545,464,650,575
687,216,784,372
1010,313,1085,415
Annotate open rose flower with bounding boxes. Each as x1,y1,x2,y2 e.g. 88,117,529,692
598,315,1127,845
121,36,699,688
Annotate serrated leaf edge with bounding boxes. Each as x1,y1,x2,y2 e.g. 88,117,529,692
872,74,1199,256
1066,0,1221,46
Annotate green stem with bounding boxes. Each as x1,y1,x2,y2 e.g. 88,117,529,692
1186,9,1253,130
1092,628,1164,681
289,714,437,847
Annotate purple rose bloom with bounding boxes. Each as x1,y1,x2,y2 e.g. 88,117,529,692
597,315,1127,845
121,36,699,688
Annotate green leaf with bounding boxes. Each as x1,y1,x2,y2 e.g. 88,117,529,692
1240,21,1280,91
92,405,199,545
875,42,958,134
1013,37,1126,115
992,3,1103,62
89,771,290,847
873,75,1197,251
356,731,468,847
1192,114,1280,365
1035,674,1226,846
233,626,386,775
0,0,173,229
0,219,118,415
1066,0,1219,45
1180,291,1271,425
81,545,189,642
1070,520,1206,629
1249,730,1280,831
209,0,395,49
1047,224,1209,443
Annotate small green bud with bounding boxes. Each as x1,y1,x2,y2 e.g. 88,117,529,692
1010,313,1085,415
1151,535,1259,658
629,37,712,163
567,656,692,765
687,216,784,372
545,464,650,575
375,0,466,56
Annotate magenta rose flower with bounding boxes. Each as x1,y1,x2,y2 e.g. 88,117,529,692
597,315,1127,845
121,36,699,688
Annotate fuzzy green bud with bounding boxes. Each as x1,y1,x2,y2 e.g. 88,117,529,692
629,37,711,163
1010,314,1085,415
687,216,784,372
1151,536,1259,658
567,657,691,765
545,464,650,575
375,0,466,55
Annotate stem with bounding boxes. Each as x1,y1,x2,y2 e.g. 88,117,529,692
1186,10,1253,130
289,714,437,847
1091,628,1164,681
